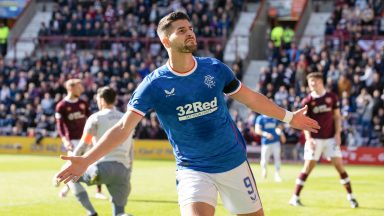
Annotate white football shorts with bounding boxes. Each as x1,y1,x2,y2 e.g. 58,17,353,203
304,138,342,161
176,161,262,214
260,142,281,167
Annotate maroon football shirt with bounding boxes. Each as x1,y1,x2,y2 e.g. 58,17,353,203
55,98,90,140
301,91,339,139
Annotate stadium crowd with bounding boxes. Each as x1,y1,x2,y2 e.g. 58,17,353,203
39,0,242,38
0,0,244,140
249,0,384,148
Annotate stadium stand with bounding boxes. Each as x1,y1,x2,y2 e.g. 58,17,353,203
0,0,245,140
260,0,384,147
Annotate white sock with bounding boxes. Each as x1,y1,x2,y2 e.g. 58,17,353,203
347,193,354,200
292,194,299,200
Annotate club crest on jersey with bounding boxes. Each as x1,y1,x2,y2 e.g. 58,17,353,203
325,97,332,104
204,75,215,88
164,88,175,97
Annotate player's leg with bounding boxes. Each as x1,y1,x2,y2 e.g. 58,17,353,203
260,144,271,179
272,143,282,182
237,210,264,216
65,161,99,215
53,161,71,198
331,157,359,208
181,202,215,216
324,136,359,208
106,182,130,216
289,159,316,206
290,139,322,206
67,181,98,216
215,161,263,216
176,169,218,216
59,139,81,198
98,162,132,216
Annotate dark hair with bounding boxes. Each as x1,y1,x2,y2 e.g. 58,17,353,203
97,86,116,105
157,11,191,37
306,72,323,80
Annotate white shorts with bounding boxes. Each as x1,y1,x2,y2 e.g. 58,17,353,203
304,138,342,161
176,161,262,214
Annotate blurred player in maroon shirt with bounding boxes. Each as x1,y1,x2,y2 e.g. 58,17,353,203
289,72,358,208
55,79,106,200
55,79,89,152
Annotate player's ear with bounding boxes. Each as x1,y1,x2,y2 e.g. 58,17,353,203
161,36,171,49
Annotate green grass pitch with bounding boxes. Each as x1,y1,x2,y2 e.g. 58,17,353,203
0,154,383,216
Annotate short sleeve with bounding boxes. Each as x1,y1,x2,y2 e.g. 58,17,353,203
301,96,310,107
255,115,263,128
127,76,154,116
54,102,64,119
218,61,241,95
332,93,340,109
83,114,97,136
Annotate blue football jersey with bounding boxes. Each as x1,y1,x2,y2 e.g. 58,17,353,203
128,57,247,173
255,115,281,145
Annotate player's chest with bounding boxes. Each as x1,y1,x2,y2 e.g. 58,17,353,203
264,121,277,129
63,103,87,119
309,97,333,114
157,73,222,103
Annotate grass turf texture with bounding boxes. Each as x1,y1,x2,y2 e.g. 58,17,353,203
0,154,383,216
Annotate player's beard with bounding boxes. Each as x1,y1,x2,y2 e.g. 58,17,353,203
177,42,197,53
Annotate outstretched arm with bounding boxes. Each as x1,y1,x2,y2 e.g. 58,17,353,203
56,111,143,184
230,85,320,133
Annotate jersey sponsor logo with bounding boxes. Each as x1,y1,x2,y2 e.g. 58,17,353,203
164,88,175,97
67,111,86,120
176,97,218,121
204,75,215,88
265,122,276,129
313,104,331,113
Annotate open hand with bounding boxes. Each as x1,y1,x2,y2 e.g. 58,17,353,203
55,155,89,184
290,105,320,133
265,133,274,140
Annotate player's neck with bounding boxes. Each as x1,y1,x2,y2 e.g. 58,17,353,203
311,89,326,98
168,52,195,73
66,94,79,101
102,105,114,110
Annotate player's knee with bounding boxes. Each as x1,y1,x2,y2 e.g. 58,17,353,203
68,182,86,195
237,208,264,216
110,193,128,207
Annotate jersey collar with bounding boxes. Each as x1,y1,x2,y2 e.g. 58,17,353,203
64,96,79,103
166,56,197,77
310,89,326,98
